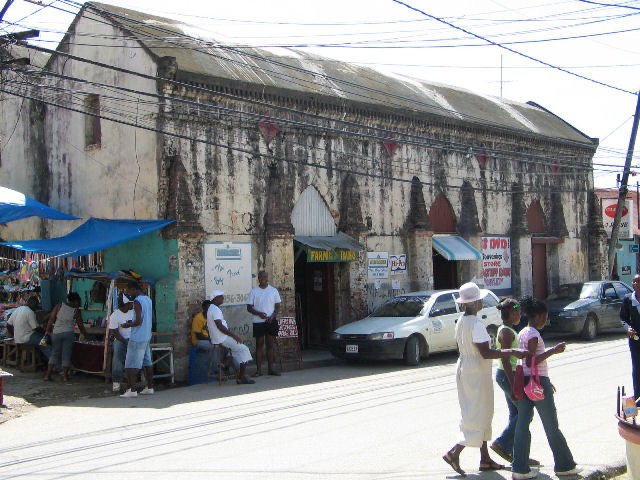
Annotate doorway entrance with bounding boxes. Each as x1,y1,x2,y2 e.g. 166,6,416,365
294,254,335,348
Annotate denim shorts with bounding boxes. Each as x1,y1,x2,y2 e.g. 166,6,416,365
124,340,152,369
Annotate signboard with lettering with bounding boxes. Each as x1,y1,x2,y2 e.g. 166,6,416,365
481,237,512,289
367,252,389,279
204,242,252,306
307,249,358,262
390,254,407,275
602,199,633,239
277,317,298,338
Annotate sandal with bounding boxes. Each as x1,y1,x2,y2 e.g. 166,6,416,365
43,375,52,381
479,460,504,471
237,377,256,385
252,371,262,377
442,453,466,476
268,370,281,376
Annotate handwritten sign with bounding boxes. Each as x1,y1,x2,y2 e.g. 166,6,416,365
277,317,298,338
481,237,511,289
204,242,252,306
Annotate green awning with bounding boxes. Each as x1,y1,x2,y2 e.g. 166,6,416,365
294,232,364,262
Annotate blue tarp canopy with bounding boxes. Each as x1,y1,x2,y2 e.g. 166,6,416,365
0,218,175,257
0,186,78,223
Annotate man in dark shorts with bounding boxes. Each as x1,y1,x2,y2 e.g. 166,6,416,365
247,271,281,376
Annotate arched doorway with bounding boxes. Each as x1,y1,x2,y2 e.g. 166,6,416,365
430,193,458,289
292,186,362,347
527,201,548,300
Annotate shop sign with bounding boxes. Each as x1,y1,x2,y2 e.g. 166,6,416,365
204,242,252,306
307,248,358,262
368,252,389,279
602,199,633,239
390,254,407,275
481,237,511,289
622,265,632,275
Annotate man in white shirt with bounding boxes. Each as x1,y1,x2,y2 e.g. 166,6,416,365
207,290,255,385
108,295,134,392
247,271,282,376
7,296,50,359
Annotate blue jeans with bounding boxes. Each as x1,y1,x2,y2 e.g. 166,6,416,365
111,339,127,382
494,368,518,454
24,331,51,360
512,376,576,474
48,331,75,368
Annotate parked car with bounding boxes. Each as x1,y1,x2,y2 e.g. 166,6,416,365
544,281,632,340
328,289,503,365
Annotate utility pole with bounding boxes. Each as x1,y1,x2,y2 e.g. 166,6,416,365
608,90,640,278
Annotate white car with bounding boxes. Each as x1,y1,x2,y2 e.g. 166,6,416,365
328,290,502,365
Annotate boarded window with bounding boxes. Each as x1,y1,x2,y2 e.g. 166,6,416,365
84,94,101,148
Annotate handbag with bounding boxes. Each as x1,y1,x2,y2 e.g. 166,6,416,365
524,356,545,401
512,364,525,400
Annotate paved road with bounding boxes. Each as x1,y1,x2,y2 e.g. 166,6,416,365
0,332,630,479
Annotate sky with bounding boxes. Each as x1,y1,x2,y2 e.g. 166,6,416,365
2,0,640,189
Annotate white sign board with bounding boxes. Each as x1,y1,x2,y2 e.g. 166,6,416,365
367,252,389,279
390,254,407,275
602,199,633,240
204,242,252,306
481,236,512,289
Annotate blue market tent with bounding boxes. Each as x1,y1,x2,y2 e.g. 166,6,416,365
0,186,79,223
0,218,175,257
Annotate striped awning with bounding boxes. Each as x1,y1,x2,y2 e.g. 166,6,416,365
432,235,482,261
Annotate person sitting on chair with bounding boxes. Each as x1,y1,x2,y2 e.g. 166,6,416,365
206,290,255,385
6,296,51,360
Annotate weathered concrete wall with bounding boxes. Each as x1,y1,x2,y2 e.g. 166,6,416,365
45,16,160,233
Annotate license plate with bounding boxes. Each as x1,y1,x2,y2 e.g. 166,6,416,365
346,344,358,353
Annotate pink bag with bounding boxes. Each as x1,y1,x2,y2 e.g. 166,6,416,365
524,356,545,401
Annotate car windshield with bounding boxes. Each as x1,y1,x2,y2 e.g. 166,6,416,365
546,283,599,301
370,296,429,317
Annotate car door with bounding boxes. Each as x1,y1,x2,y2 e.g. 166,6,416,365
612,282,632,329
601,282,620,328
428,292,460,351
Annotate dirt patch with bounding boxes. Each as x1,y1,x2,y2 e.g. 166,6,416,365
0,367,179,424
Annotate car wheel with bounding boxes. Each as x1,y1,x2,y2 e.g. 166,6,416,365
486,326,498,349
404,336,421,366
581,314,598,341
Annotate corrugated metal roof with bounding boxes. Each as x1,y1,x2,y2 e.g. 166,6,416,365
84,2,595,145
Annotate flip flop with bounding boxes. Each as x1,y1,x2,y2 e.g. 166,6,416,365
442,453,466,476
479,460,505,471
252,372,262,377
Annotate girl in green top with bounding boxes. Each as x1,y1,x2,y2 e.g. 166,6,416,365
490,298,539,467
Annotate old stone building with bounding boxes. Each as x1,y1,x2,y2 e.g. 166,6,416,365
0,2,607,380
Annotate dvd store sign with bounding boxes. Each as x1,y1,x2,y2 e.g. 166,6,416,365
481,236,511,290
602,199,633,239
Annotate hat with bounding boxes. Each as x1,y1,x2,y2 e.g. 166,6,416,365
455,282,489,304
120,294,131,304
209,290,224,300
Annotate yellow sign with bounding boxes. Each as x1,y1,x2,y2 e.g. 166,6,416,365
307,249,357,262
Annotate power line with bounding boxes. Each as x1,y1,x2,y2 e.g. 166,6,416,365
390,0,637,96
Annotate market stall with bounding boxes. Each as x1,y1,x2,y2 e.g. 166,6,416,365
65,271,155,377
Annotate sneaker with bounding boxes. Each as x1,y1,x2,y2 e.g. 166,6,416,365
139,387,155,395
120,389,137,398
112,382,120,392
556,466,583,476
512,471,537,480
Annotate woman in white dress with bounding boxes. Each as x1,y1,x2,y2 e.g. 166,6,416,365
443,282,526,476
